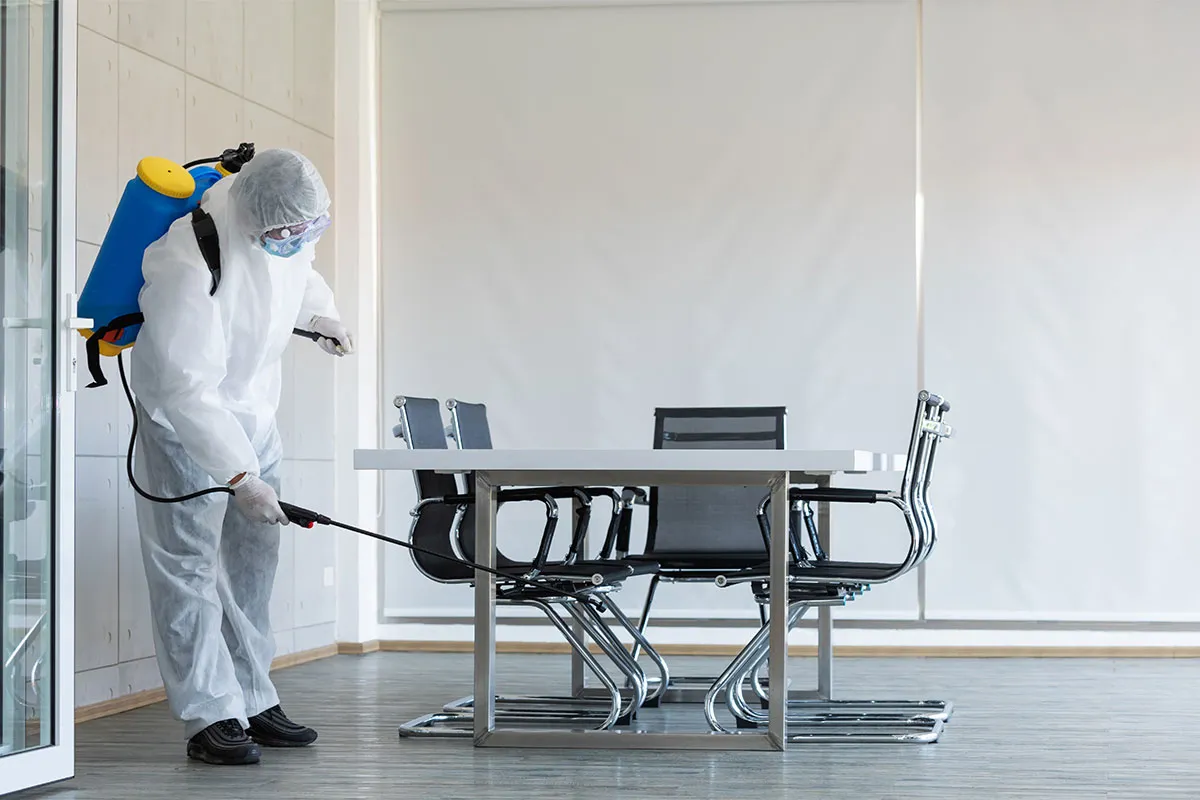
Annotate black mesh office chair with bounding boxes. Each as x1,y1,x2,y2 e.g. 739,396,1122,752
391,396,658,737
702,391,956,742
601,407,788,704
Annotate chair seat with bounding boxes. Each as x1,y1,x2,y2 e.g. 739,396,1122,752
625,552,769,575
755,584,859,602
490,563,637,600
607,559,660,577
493,556,659,578
743,560,898,583
536,560,653,584
802,560,898,580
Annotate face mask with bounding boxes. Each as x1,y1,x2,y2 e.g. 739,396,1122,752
260,214,331,258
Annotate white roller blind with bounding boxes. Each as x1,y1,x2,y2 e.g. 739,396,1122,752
378,1,919,619
923,0,1200,620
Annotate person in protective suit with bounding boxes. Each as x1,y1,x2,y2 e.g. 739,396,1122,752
129,149,354,765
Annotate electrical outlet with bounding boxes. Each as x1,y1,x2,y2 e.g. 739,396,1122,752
323,566,334,587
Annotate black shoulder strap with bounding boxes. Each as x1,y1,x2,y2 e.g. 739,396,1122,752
191,208,221,296
84,312,144,388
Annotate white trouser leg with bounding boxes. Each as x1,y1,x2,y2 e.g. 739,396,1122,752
132,405,282,739
218,438,282,719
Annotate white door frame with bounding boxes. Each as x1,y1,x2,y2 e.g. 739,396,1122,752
0,0,76,792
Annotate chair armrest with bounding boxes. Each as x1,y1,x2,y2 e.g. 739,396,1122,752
492,486,617,563
756,491,811,563
523,485,618,506
581,486,622,504
760,487,894,561
456,484,619,568
789,487,893,504
610,487,649,557
497,486,573,504
415,491,562,573
567,487,624,561
592,489,624,560
622,487,649,505
428,490,564,505
601,502,632,560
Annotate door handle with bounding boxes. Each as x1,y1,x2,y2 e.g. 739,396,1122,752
63,293,93,393
2,317,49,329
62,293,93,330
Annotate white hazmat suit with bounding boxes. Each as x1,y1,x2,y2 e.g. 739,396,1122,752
130,149,348,739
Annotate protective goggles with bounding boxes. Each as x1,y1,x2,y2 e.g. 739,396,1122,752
259,214,331,258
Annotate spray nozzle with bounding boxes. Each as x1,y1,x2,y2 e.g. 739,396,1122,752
280,502,331,529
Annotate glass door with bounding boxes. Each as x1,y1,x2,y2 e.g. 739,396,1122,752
0,0,74,793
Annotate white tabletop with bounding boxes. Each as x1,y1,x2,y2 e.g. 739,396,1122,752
353,448,903,484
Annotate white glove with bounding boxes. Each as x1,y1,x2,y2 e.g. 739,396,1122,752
310,316,354,357
230,474,289,526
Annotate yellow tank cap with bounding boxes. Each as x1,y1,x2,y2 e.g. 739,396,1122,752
136,156,196,199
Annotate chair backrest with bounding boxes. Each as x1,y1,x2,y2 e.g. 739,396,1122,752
898,392,951,493
646,407,787,556
443,399,494,564
394,395,452,450
393,396,472,582
446,399,492,449
444,398,491,506
900,391,953,563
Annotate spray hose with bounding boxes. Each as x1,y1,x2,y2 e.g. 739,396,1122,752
183,143,256,173
114,348,585,601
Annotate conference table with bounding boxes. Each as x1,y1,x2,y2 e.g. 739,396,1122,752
353,447,902,751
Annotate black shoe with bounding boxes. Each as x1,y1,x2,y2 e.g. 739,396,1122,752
187,719,262,765
246,705,318,747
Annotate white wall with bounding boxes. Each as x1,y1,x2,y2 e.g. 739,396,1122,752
73,0,341,709
921,0,1200,622
373,0,1200,648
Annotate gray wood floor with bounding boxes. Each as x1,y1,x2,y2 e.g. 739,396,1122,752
15,652,1198,799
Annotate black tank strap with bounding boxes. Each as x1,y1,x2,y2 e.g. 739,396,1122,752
191,208,222,295
84,312,145,388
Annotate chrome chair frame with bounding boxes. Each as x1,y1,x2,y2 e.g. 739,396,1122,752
699,599,942,743
706,391,955,742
